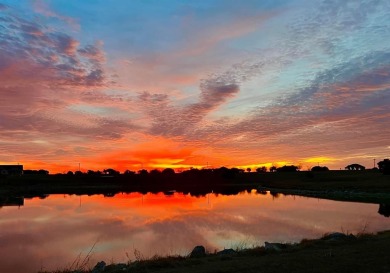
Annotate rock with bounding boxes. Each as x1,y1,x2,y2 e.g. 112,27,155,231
91,261,106,273
217,248,236,256
264,242,289,252
322,232,355,241
104,263,128,272
190,245,206,257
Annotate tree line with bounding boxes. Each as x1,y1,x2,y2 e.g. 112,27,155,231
21,158,390,177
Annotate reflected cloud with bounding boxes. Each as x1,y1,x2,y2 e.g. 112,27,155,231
0,192,389,273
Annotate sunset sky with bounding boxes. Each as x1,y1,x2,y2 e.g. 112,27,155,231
0,0,389,173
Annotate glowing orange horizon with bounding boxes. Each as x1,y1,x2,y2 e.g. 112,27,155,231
2,157,344,174
0,134,377,174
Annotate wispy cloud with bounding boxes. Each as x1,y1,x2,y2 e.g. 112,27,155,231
32,0,79,29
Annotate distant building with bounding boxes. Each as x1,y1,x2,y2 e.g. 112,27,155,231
0,165,23,175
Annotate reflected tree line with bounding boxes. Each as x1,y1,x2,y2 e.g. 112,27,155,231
378,204,390,217
2,160,389,218
1,191,389,219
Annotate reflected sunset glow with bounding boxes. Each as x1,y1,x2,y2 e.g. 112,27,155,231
0,192,389,273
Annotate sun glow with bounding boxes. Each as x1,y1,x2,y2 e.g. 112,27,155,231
304,157,337,164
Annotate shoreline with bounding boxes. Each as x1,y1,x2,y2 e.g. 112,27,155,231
37,230,390,273
257,186,390,203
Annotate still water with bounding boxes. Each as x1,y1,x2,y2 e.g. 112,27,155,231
0,191,389,273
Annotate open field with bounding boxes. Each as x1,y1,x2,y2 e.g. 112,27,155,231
38,230,390,273
252,170,390,192
252,170,390,203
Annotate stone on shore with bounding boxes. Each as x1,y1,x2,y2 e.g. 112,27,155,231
217,248,236,256
322,232,356,241
264,242,289,252
190,245,206,257
91,261,106,273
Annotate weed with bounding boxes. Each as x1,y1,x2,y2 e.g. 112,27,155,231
73,240,97,271
125,250,132,264
134,248,145,261
38,242,97,273
357,222,369,235
229,236,259,251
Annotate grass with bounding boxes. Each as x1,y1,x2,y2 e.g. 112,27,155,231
37,230,390,273
68,241,97,272
251,171,390,203
38,241,97,273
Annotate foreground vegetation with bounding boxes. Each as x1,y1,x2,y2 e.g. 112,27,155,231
38,230,390,273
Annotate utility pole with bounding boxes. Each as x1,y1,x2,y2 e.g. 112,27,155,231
374,159,376,169
78,163,81,172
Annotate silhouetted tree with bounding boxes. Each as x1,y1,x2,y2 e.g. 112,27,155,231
150,169,161,176
378,204,390,217
23,169,49,175
246,168,251,172
67,171,74,176
24,169,49,175
270,191,280,198
276,165,298,172
215,167,241,179
162,168,175,175
377,159,390,175
311,166,329,171
87,170,101,176
24,170,36,174
345,164,365,171
231,167,244,174
138,169,148,175
103,168,120,176
256,166,267,173
74,171,83,176
123,170,135,176
269,166,277,172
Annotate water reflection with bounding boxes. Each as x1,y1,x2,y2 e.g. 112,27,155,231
0,191,389,273
0,196,24,207
378,204,390,217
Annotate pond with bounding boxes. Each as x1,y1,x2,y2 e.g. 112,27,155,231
0,191,389,273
